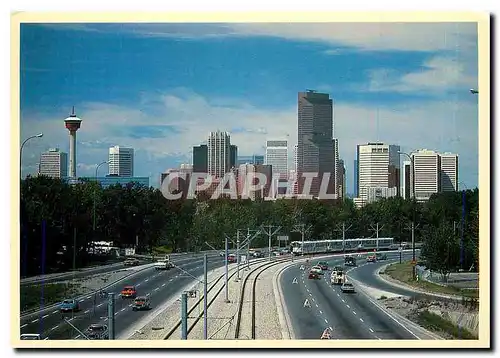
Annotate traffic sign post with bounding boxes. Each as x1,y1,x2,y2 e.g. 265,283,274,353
399,246,402,264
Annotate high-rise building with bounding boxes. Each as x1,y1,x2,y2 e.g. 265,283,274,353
333,138,340,197
193,145,208,173
237,163,272,200
411,149,440,202
293,144,298,172
355,142,400,206
402,160,411,199
354,159,359,197
230,145,238,170
39,148,68,178
297,90,335,198
266,139,289,196
440,152,459,192
108,146,134,177
208,131,231,178
338,159,346,200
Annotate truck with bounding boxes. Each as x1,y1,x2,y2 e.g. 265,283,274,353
330,267,345,285
154,255,174,270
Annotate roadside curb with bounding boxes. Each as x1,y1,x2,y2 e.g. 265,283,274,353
273,264,294,340
20,263,156,319
376,263,465,302
347,275,444,340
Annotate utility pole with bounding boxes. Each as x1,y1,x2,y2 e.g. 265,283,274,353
203,254,208,340
236,231,240,281
245,228,260,270
261,225,282,261
404,222,420,280
293,223,312,256
107,293,115,340
335,223,353,253
369,223,385,251
224,235,230,303
181,292,187,339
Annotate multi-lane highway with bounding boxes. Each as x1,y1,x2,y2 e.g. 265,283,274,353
280,251,421,340
20,252,239,340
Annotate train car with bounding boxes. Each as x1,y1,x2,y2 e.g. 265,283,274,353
291,237,395,256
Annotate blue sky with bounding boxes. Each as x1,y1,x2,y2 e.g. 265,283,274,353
19,22,479,193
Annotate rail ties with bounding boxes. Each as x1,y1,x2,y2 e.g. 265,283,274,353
234,258,288,340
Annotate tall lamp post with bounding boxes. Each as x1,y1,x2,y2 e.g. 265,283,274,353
459,181,468,271
93,161,108,234
398,151,417,280
20,133,43,179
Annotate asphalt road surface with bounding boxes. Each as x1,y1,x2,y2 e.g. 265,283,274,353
280,252,419,340
20,253,240,340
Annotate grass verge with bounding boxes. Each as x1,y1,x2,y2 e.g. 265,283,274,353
152,245,173,255
415,310,477,340
384,262,479,299
21,282,81,312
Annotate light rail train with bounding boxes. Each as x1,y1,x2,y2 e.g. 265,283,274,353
290,237,395,255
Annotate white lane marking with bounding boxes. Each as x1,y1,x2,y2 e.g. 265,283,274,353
120,308,126,312
75,335,81,339
169,279,173,282
84,310,89,314
86,296,91,299
50,325,58,330
353,311,357,315
359,318,364,323
341,299,345,303
21,324,27,328
128,304,133,307
337,293,340,297
161,283,166,287
79,299,85,303
306,288,310,292
309,293,312,296
319,310,323,314
324,318,328,323
369,328,374,333
136,283,141,287
154,287,160,291
31,319,38,323
346,305,350,309
114,312,118,316
315,304,319,307
42,314,49,319
44,337,49,340
329,326,333,331
145,279,149,282
52,311,58,314
97,303,103,308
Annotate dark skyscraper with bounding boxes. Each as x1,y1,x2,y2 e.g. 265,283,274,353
230,145,238,169
193,144,208,173
297,90,335,197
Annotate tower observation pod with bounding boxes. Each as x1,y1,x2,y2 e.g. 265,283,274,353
64,106,82,178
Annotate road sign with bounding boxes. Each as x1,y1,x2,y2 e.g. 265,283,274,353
277,235,289,242
321,328,331,339
292,277,298,284
300,265,305,270
303,299,310,308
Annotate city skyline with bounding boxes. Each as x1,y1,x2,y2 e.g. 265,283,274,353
20,23,479,193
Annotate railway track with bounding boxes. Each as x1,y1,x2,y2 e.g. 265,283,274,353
234,259,289,340
162,257,273,340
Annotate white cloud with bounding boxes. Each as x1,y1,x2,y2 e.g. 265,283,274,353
20,89,479,192
44,22,478,53
366,55,477,93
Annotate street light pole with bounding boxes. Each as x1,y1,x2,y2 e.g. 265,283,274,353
93,161,108,234
20,133,43,179
459,181,468,271
399,151,416,280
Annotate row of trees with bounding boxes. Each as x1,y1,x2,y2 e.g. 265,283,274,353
20,175,479,277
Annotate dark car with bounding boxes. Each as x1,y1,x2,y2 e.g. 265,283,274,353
318,261,328,270
86,324,109,340
132,296,151,311
308,271,320,280
124,258,140,266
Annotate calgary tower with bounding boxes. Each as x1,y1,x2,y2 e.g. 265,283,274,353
64,107,82,178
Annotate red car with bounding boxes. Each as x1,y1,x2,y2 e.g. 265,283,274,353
120,285,137,298
308,271,320,280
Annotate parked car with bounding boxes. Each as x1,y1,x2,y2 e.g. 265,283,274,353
86,324,109,340
132,296,151,311
59,299,80,313
120,285,137,298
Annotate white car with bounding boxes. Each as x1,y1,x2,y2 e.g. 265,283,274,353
340,282,355,293
310,266,323,274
